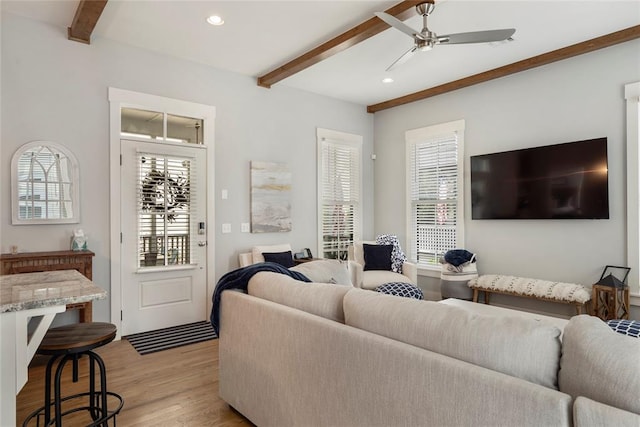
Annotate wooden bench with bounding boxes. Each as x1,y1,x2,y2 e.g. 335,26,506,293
469,274,591,315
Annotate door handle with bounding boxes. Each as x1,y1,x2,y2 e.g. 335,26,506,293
198,241,207,247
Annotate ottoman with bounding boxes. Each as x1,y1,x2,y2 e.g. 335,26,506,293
376,282,423,300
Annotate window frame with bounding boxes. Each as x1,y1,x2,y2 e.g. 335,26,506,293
316,128,363,261
405,120,465,272
11,140,80,225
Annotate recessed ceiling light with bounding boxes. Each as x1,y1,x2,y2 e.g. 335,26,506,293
382,77,394,84
207,15,224,26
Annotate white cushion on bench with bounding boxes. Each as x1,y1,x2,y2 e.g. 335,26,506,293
469,274,590,304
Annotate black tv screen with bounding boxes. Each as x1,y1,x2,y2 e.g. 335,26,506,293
471,138,609,219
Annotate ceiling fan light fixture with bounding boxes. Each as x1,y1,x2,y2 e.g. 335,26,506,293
488,37,515,47
376,3,516,71
207,15,224,26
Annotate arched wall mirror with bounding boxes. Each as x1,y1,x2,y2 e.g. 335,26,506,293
11,141,80,224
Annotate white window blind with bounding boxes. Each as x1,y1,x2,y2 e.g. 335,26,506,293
406,121,464,269
137,153,197,268
317,129,362,260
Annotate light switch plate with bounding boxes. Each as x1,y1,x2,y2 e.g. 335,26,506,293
222,223,231,233
241,223,250,233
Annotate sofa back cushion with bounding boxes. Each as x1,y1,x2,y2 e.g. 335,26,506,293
248,272,349,323
573,397,640,427
559,315,640,414
343,288,562,389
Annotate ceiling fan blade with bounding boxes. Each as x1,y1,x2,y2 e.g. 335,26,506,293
375,12,426,41
386,46,419,72
437,28,516,45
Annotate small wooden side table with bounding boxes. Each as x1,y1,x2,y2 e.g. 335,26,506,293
591,284,630,321
0,250,95,322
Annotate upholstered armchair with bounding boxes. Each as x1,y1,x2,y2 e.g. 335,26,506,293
348,241,417,290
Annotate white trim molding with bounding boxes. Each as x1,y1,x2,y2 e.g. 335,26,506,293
316,127,363,261
625,81,640,305
405,119,466,271
108,88,216,337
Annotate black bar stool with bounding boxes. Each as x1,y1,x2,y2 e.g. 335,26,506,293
23,322,124,426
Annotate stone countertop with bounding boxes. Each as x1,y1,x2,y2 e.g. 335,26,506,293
0,269,106,313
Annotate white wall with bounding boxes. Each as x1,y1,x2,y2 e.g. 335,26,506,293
0,13,374,323
373,40,640,318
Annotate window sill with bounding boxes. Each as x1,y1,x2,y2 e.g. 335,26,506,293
417,267,441,279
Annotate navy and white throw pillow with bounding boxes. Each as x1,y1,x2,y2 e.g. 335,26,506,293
607,319,640,338
376,282,423,300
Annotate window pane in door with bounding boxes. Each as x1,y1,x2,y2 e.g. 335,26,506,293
122,108,163,140
137,154,194,268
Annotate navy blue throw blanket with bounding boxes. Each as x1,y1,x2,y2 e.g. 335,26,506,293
210,262,310,335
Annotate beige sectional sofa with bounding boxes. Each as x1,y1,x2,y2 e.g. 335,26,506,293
218,272,640,427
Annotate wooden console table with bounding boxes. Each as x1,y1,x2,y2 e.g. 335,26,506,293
0,250,95,322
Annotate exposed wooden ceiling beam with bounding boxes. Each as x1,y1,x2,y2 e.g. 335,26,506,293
257,0,425,89
68,0,109,44
367,25,640,113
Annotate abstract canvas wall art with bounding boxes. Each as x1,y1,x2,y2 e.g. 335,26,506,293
250,161,292,233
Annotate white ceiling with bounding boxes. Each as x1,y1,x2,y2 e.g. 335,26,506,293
3,1,640,106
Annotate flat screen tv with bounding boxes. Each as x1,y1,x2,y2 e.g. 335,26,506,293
470,137,609,219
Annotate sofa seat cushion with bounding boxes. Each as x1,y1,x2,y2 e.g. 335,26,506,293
376,282,423,300
559,315,640,414
361,270,414,290
248,271,350,323
343,288,562,389
289,259,352,286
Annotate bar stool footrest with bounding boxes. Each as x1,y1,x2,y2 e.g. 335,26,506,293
23,391,124,427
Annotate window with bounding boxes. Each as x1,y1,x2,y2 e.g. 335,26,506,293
317,128,362,260
137,153,197,268
626,81,640,298
121,108,204,144
406,120,465,269
11,141,80,224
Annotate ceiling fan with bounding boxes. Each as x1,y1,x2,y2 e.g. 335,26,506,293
376,2,516,71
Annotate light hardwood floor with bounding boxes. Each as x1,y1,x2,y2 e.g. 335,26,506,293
17,338,253,426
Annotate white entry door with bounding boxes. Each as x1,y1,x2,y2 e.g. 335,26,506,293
120,139,207,335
